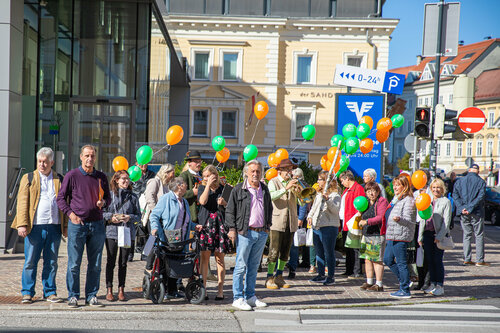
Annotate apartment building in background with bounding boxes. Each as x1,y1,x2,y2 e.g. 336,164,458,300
150,0,398,165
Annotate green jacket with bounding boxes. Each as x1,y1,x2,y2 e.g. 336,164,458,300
180,170,200,222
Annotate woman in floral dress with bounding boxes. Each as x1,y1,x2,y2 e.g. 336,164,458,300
197,165,232,300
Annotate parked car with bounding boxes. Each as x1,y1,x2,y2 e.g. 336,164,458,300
485,186,500,225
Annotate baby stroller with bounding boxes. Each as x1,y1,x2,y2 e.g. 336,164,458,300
142,234,205,304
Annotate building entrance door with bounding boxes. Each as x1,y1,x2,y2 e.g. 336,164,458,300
70,99,135,174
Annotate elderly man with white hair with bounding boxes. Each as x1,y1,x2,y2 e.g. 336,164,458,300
12,147,67,304
362,168,387,199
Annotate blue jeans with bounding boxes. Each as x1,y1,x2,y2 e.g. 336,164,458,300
22,225,62,297
313,227,338,279
288,245,299,270
232,230,268,301
67,221,106,301
383,240,410,293
423,230,445,285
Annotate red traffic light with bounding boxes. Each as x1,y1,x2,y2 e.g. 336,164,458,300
418,108,430,121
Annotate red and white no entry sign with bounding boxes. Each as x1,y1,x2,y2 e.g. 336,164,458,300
458,107,486,134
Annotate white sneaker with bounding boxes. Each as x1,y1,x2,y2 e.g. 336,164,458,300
232,298,252,311
246,296,267,308
423,284,436,294
430,285,444,296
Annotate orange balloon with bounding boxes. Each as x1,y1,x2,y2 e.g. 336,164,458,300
275,148,289,161
320,155,330,171
359,116,374,129
376,130,390,143
268,153,279,167
327,147,341,170
112,156,129,172
359,138,374,154
376,117,393,132
216,147,230,163
415,193,432,211
411,170,428,190
400,172,412,185
254,101,269,120
265,168,278,181
166,125,184,145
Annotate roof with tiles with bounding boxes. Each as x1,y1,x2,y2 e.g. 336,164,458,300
475,67,500,102
390,38,499,85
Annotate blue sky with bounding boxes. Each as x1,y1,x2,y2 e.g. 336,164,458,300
384,0,500,69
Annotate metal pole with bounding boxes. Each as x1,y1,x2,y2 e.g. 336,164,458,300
429,0,445,177
412,135,418,174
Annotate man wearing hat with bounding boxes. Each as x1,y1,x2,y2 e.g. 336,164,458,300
180,151,203,223
453,164,488,266
265,158,301,289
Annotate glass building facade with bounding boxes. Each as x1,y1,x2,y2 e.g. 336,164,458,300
21,0,179,173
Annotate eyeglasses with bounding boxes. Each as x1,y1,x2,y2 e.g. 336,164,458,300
317,178,325,182
119,177,129,181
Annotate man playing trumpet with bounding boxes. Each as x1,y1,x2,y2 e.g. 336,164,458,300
266,158,303,289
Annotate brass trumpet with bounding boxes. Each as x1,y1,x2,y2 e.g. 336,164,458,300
292,179,317,204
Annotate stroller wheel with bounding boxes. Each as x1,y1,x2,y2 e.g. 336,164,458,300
185,279,206,305
150,279,165,304
142,275,151,299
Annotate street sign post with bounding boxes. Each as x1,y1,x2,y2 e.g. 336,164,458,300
458,107,486,134
334,64,406,95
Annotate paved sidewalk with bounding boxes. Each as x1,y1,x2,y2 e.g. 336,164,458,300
1,225,499,311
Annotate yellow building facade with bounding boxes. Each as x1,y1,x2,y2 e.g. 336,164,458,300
150,15,398,165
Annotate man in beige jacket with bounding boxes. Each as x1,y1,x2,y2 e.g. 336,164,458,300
11,147,67,304
265,158,300,289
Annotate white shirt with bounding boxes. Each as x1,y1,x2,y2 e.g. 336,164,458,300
33,171,60,225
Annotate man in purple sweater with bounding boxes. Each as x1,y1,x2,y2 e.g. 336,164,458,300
57,145,111,308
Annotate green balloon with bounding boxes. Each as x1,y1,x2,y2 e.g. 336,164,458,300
338,155,350,173
302,125,316,141
330,134,346,150
136,145,153,165
391,114,405,128
356,123,371,140
127,165,142,182
418,206,433,220
342,123,357,138
243,144,258,161
212,136,226,151
353,196,369,212
344,137,360,155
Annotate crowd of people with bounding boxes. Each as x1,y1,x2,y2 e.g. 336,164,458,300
12,146,489,309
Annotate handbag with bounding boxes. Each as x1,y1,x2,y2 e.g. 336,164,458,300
305,228,314,247
164,200,187,244
294,228,307,247
346,214,362,236
437,233,455,250
416,246,424,267
344,231,361,249
117,225,131,248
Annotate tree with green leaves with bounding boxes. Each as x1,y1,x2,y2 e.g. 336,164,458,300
420,155,430,168
397,153,411,171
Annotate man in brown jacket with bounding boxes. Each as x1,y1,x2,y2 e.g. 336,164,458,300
265,158,300,289
11,147,67,304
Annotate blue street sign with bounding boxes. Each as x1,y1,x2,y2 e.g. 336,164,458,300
382,72,406,95
335,93,385,182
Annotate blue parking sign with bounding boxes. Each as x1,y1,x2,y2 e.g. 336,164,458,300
382,72,405,95
335,93,385,182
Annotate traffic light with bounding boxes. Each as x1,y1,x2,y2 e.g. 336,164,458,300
434,104,458,138
414,107,431,138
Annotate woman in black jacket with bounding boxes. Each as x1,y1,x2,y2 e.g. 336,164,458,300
103,170,141,301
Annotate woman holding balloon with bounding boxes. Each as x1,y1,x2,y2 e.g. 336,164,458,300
417,178,452,296
358,181,389,292
306,171,341,286
382,175,416,299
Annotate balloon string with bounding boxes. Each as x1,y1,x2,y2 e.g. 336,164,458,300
289,140,306,154
152,144,171,156
212,154,217,165
249,119,261,146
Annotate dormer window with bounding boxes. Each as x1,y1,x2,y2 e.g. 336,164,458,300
462,53,475,60
441,64,457,76
420,63,435,81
